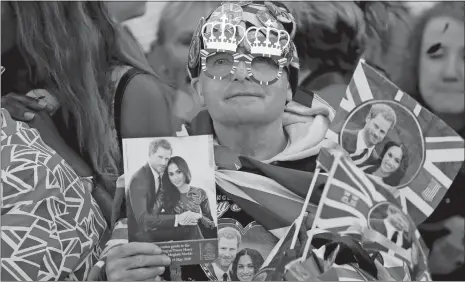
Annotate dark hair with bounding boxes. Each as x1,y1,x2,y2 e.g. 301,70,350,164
288,2,409,80
231,248,265,281
2,2,157,193
162,156,192,211
398,2,464,109
365,141,408,187
149,139,172,156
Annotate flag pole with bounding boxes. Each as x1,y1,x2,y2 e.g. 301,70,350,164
289,167,321,250
299,151,343,262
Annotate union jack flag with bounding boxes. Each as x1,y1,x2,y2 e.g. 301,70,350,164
325,60,465,225
313,149,387,233
312,149,431,280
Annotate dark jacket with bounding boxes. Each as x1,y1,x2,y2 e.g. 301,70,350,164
126,164,176,242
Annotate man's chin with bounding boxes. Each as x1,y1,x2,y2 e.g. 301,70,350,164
211,109,277,127
218,259,233,268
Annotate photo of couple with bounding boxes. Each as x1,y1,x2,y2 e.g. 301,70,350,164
340,101,425,193
367,202,423,270
203,226,265,281
368,202,413,250
123,136,217,246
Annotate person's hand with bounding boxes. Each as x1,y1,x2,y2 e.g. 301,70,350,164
3,92,93,177
106,242,171,281
178,211,202,225
178,211,201,226
2,91,56,122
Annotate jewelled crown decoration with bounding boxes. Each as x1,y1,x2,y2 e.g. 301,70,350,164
188,0,300,93
201,14,246,53
200,2,291,57
245,20,290,57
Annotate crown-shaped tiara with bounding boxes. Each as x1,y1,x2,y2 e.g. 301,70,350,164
245,22,290,57
201,14,245,53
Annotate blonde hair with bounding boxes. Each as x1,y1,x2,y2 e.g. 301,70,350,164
156,1,218,45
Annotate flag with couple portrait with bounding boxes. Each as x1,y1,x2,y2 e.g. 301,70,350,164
256,149,431,281
325,60,464,226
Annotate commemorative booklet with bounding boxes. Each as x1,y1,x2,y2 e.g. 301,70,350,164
123,135,218,266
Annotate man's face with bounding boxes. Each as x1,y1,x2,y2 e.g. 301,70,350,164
192,47,290,127
364,114,392,146
217,237,239,268
149,147,172,174
386,206,409,232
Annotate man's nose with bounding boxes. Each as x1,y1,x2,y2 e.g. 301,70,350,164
232,61,249,81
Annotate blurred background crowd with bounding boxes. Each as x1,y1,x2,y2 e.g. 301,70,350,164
1,1,463,281
97,2,465,279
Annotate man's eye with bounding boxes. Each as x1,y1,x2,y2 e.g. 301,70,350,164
215,59,228,65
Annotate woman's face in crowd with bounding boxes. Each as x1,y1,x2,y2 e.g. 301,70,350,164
237,254,255,281
148,5,209,91
1,2,16,54
380,146,402,175
162,7,207,70
167,163,186,188
419,16,464,115
106,1,147,23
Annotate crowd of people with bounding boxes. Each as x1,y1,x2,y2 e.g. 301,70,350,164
1,1,463,281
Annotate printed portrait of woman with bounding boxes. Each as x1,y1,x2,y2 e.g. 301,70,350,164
362,141,409,196
339,100,425,192
231,248,265,281
162,156,217,240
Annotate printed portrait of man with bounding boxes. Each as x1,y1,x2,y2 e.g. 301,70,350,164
205,227,242,281
369,203,412,249
342,103,397,167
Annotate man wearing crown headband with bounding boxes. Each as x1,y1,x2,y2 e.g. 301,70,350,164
106,2,335,281
182,1,335,280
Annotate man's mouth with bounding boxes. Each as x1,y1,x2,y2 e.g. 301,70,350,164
226,92,263,100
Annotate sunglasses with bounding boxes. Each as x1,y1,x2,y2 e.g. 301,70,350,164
200,50,287,85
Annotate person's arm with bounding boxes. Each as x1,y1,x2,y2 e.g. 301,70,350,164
120,74,176,139
128,173,176,231
1,171,85,281
1,109,104,281
199,190,216,229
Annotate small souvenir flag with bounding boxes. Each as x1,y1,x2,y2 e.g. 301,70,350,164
314,149,386,233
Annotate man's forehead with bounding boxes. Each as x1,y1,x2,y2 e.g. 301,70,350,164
219,236,238,243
